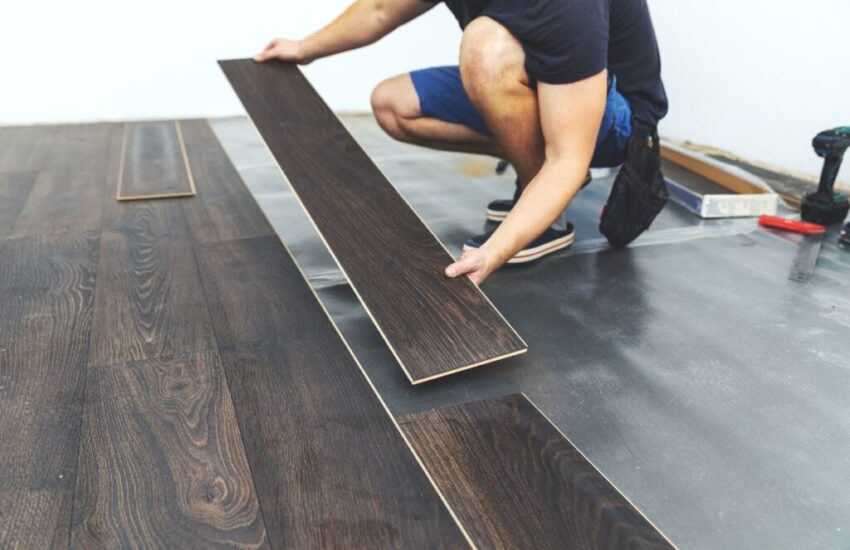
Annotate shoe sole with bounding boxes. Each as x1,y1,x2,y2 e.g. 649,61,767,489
463,231,575,264
485,208,509,223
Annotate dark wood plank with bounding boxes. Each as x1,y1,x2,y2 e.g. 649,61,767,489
0,170,37,238
399,394,676,550
90,197,217,368
0,232,100,548
179,119,275,243
196,235,468,548
218,60,526,384
117,121,196,200
10,123,122,238
70,351,269,548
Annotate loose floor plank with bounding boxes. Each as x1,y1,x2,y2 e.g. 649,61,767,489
196,235,468,548
218,60,526,384
116,121,197,201
71,351,268,548
179,119,275,244
0,232,100,548
399,394,676,550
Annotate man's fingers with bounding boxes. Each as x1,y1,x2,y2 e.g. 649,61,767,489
445,256,476,278
254,40,280,62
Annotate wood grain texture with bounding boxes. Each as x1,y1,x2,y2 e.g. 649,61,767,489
90,197,216,368
0,171,37,238
218,59,526,384
117,121,196,200
0,232,100,549
399,394,675,550
179,119,275,244
71,351,268,548
196,235,468,549
10,124,122,238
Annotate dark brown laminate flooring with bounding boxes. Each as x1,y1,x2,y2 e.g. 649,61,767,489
70,351,268,548
195,235,467,548
0,120,467,548
116,121,196,200
218,59,526,384
399,394,676,550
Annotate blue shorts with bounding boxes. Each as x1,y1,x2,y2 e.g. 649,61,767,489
410,66,632,168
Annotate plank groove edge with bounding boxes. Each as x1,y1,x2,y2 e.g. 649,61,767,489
399,394,676,550
217,59,526,384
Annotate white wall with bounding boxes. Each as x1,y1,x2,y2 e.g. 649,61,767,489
1,1,848,178
0,1,461,123
649,1,850,178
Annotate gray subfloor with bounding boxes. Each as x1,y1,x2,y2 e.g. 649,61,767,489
211,115,850,550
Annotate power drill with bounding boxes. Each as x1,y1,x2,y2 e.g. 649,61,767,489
801,127,850,225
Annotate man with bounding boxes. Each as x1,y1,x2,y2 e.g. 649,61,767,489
255,0,667,284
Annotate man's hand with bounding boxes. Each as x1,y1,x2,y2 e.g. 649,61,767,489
254,39,312,64
445,247,500,286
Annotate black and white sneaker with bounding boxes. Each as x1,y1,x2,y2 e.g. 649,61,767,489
463,224,575,264
485,173,592,223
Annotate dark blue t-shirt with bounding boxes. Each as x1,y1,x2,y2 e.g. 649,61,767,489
428,0,668,124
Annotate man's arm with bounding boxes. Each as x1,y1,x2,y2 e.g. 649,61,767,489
255,0,435,64
445,70,608,285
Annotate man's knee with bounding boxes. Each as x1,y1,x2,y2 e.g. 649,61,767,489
370,74,420,140
460,17,527,99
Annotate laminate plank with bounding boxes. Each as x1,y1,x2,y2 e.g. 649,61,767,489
196,235,468,548
179,119,275,243
90,197,216,368
10,124,122,238
116,121,196,201
218,60,526,384
399,394,676,550
0,232,100,548
70,351,268,548
0,170,37,239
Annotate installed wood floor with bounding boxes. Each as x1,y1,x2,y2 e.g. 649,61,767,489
400,394,675,550
218,59,526,384
0,120,467,548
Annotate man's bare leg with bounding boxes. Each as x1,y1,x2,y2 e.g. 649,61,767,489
371,74,506,158
459,17,545,189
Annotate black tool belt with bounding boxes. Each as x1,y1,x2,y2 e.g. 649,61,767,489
599,115,668,247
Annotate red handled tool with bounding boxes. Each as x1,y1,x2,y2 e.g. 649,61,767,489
758,215,825,235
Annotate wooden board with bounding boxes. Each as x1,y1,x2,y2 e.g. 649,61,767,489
178,119,276,244
661,159,732,196
0,232,100,548
660,144,765,196
116,121,197,201
70,351,269,548
196,235,469,548
399,394,676,550
708,155,815,210
218,59,526,384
